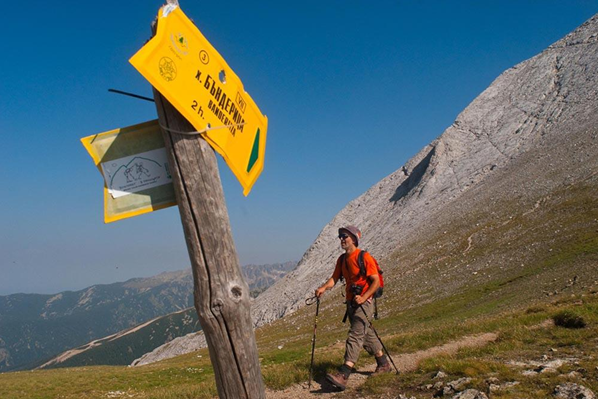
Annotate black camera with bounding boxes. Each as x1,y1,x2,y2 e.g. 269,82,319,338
350,284,364,296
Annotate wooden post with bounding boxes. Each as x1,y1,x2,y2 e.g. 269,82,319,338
153,90,265,398
146,4,264,394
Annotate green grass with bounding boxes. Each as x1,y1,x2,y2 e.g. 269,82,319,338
1,289,596,398
356,292,598,398
0,357,217,399
1,179,596,398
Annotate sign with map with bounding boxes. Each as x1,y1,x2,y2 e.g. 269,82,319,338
101,149,171,198
129,5,268,196
81,120,177,223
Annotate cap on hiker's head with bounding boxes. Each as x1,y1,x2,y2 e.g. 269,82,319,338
339,225,361,246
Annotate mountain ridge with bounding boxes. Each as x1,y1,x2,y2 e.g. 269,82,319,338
250,12,598,325
132,12,598,366
0,262,296,371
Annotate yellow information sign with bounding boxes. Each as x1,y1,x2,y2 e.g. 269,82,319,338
81,120,177,223
129,5,268,196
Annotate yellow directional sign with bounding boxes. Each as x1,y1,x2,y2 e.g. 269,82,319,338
129,5,268,196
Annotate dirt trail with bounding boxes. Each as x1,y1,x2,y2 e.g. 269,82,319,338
265,332,498,399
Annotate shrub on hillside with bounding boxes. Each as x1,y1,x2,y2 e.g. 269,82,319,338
552,310,586,329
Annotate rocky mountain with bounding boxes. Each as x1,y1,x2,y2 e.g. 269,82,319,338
0,270,193,372
35,308,200,369
243,261,297,297
134,13,598,366
250,11,598,326
0,262,296,371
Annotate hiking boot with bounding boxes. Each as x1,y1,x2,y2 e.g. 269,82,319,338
326,371,349,391
372,361,392,376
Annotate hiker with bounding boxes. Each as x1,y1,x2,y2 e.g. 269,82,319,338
314,225,391,391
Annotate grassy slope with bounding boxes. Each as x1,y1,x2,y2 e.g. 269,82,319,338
2,129,596,397
2,289,596,398
0,187,594,398
36,309,201,370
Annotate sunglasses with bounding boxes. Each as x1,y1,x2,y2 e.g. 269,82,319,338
338,233,349,240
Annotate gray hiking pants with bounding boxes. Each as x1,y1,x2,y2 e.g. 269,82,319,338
344,300,382,364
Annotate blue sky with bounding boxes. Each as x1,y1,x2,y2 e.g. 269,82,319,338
1,1,597,295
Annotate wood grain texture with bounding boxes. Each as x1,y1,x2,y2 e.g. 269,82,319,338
154,89,265,398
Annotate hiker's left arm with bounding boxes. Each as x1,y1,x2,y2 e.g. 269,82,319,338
354,274,380,305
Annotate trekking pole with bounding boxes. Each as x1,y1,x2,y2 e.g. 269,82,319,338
305,296,320,389
358,303,400,375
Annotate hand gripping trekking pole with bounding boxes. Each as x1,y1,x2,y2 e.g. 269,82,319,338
305,296,320,389
358,303,400,375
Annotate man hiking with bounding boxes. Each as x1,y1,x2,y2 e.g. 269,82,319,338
314,225,391,391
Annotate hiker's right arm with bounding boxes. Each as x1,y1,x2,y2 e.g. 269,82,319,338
315,277,336,298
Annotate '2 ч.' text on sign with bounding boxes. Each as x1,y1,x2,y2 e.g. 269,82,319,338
130,5,267,196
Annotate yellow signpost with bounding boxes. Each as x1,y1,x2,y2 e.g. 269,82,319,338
130,5,268,196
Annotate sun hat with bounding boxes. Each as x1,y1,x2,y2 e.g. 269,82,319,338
339,225,361,246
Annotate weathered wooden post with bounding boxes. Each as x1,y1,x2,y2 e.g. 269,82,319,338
148,3,266,397
153,93,265,398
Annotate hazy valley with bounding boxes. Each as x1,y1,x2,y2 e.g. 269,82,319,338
0,262,296,372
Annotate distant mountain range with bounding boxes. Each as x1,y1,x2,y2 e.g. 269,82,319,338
36,308,199,370
0,261,295,372
243,262,297,298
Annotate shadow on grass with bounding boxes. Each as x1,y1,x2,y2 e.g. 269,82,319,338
307,360,343,393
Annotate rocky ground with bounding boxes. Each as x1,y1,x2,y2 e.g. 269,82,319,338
265,324,597,399
265,333,499,399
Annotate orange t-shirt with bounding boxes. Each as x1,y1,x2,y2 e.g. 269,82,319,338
332,249,379,301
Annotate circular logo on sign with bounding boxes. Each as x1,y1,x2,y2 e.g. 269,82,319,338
170,32,189,55
199,50,210,65
159,57,177,81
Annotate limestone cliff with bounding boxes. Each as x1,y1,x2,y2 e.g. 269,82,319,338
133,13,598,366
